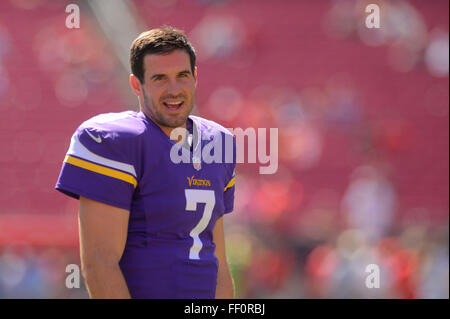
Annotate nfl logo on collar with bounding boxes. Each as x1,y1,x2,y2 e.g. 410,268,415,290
193,157,201,171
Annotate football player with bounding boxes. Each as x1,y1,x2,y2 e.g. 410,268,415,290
55,26,236,299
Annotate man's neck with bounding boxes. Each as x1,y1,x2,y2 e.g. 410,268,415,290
159,123,186,140
142,110,191,144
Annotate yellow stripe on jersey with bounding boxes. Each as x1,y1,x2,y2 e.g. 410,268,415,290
224,177,235,191
64,155,137,188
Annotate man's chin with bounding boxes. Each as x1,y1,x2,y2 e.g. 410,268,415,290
160,115,189,128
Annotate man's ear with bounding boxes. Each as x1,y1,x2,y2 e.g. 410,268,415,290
130,74,142,95
193,67,198,87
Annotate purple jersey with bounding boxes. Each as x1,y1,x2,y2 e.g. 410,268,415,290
55,111,236,298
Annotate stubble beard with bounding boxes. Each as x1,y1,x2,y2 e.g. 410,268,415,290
142,88,194,129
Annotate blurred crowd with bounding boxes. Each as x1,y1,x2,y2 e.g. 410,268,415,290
0,0,448,298
226,212,449,298
0,246,86,298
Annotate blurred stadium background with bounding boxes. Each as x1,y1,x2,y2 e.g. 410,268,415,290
0,0,448,298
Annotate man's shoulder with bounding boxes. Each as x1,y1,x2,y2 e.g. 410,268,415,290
190,115,234,137
78,110,147,139
70,111,148,160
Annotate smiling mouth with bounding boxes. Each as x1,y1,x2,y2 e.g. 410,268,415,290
163,101,184,111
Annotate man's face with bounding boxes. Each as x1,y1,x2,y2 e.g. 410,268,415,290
140,50,197,132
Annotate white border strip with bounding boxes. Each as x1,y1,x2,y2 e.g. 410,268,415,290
67,134,137,177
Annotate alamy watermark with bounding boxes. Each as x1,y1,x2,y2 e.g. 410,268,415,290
365,263,380,289
65,4,80,29
170,127,278,175
365,4,381,29
65,264,81,289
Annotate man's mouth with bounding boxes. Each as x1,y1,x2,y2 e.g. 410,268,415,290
163,100,184,111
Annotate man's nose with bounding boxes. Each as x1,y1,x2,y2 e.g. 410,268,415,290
166,78,182,95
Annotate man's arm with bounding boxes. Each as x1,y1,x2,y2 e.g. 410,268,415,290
213,216,235,299
78,196,131,298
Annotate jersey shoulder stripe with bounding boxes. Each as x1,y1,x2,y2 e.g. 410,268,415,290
62,111,145,188
224,176,235,191
64,155,137,188
67,133,137,177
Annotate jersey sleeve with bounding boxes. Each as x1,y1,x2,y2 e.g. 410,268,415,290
223,135,236,214
55,125,138,211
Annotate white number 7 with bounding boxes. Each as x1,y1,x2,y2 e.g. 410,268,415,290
185,189,215,260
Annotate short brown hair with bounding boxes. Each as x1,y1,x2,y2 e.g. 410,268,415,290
130,26,196,83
